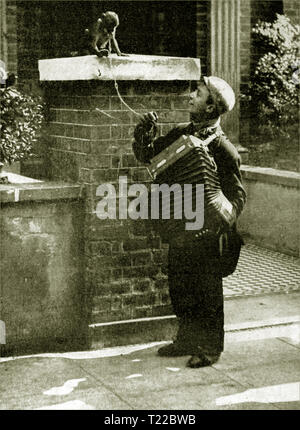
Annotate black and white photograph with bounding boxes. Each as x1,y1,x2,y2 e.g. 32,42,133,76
0,0,299,414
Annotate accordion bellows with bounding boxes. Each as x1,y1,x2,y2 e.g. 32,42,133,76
147,134,235,239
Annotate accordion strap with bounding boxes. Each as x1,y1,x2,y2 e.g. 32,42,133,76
194,131,222,171
195,130,222,148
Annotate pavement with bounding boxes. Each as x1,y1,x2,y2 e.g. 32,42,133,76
0,289,299,411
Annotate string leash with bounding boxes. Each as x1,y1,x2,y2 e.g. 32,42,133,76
96,43,160,127
107,39,142,119
95,48,159,152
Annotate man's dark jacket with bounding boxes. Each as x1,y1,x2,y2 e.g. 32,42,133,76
133,120,247,276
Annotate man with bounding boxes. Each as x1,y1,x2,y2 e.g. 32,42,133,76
132,76,246,368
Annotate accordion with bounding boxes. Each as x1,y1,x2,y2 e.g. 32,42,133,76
147,134,236,242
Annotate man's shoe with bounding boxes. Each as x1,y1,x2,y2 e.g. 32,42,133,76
186,352,220,368
157,342,195,357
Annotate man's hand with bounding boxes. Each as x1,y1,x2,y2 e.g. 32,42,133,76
134,111,158,144
138,111,158,130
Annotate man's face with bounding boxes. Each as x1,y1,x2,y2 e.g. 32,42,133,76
188,82,212,117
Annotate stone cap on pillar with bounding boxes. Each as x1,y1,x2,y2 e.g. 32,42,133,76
38,54,201,81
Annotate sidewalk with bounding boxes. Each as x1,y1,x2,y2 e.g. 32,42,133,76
0,291,299,410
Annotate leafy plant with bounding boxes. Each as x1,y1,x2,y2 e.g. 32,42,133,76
242,14,300,141
0,86,44,164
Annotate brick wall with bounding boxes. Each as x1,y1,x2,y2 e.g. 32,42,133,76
6,0,17,75
16,1,44,94
240,0,251,91
196,0,209,76
239,0,251,146
44,79,191,324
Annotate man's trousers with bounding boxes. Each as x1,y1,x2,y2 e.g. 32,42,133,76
168,240,224,355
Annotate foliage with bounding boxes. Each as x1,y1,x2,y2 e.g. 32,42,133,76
0,87,44,164
242,14,300,141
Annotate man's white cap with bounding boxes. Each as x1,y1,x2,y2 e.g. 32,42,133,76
203,76,235,115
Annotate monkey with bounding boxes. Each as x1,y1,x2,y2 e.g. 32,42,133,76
82,11,126,57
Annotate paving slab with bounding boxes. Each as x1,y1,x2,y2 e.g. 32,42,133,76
1,388,129,411
213,338,300,384
213,337,300,410
0,356,129,410
224,292,300,327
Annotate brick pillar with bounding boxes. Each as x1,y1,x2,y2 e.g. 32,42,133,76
43,76,192,324
17,1,43,93
196,1,210,77
0,0,17,75
6,0,17,76
0,0,8,68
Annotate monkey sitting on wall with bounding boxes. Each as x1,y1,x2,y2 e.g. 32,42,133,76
72,11,127,57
